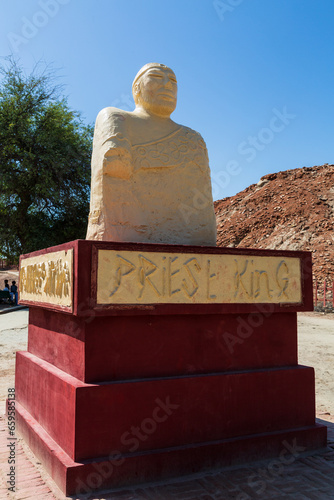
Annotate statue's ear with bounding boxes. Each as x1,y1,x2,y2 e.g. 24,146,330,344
133,82,140,97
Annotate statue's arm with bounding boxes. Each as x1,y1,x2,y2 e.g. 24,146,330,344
102,134,132,179
94,108,133,180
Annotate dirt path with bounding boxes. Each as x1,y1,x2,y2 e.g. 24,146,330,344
0,309,28,414
0,269,19,287
298,312,334,417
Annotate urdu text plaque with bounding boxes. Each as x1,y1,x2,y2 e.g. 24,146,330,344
19,249,73,308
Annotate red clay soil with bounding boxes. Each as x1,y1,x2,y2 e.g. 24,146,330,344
215,164,334,284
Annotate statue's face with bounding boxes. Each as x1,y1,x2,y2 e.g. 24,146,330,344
135,67,177,117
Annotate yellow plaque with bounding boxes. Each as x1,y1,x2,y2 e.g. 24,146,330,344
97,250,302,305
20,249,73,308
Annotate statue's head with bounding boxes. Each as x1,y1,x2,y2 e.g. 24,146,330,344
132,63,177,117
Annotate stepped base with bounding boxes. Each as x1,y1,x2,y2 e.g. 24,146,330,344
15,400,327,496
15,241,326,495
15,351,319,462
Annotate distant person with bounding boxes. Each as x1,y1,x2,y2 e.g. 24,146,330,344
10,281,18,305
1,280,10,305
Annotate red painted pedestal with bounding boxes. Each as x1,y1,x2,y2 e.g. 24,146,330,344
15,240,327,495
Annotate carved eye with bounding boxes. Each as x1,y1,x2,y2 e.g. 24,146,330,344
150,73,163,79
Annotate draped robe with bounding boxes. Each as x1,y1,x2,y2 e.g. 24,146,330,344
86,107,217,246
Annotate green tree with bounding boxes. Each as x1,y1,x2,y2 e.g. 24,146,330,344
0,58,93,263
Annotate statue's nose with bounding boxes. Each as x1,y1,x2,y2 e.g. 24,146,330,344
165,79,173,90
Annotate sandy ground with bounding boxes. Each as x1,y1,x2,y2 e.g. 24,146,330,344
0,310,333,420
297,312,334,417
0,309,28,414
0,269,19,287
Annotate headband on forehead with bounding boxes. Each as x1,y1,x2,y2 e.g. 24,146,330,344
132,63,175,92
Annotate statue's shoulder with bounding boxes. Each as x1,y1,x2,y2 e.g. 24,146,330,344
94,107,136,143
96,107,133,125
178,124,207,148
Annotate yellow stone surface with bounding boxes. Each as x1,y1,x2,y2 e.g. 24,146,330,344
19,249,73,308
86,63,217,246
97,250,302,305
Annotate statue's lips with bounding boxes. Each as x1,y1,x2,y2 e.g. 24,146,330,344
158,92,176,101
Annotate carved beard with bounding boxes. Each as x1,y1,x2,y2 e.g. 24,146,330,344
138,92,177,117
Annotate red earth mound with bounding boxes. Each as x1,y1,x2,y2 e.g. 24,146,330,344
215,164,334,284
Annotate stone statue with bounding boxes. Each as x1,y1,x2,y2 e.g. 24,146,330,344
86,63,217,246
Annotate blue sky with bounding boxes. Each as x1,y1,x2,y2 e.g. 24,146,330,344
1,0,333,200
